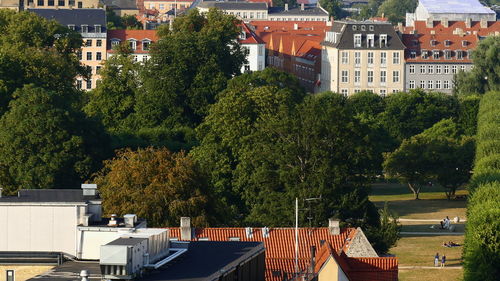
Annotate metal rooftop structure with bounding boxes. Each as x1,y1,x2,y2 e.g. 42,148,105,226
419,0,495,14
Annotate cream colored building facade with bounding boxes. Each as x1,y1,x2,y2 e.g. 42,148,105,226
320,21,406,96
78,36,106,90
144,0,192,14
23,0,99,9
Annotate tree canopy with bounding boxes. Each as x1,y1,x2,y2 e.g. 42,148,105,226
377,0,417,23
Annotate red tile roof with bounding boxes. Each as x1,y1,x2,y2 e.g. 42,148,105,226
166,227,356,281
239,22,265,44
107,30,159,54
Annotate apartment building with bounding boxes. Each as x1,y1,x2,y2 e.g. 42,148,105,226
239,23,266,73
22,0,99,9
403,19,500,94
30,8,107,90
320,21,406,96
198,2,269,20
267,3,329,22
143,0,193,15
107,29,159,62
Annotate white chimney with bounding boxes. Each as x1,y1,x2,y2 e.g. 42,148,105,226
81,184,97,196
465,17,471,28
108,214,118,227
245,227,253,238
442,17,449,28
480,18,488,28
124,214,137,228
328,219,340,235
294,23,298,30
285,3,288,11
300,3,304,10
262,227,270,238
180,217,192,240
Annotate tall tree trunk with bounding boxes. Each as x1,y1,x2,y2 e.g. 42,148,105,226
408,183,421,200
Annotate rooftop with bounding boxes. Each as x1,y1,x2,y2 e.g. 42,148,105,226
102,0,139,10
28,9,107,33
268,6,328,16
419,0,495,14
105,237,147,246
0,189,99,203
198,1,268,10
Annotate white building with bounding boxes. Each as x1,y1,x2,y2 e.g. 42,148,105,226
239,23,266,73
406,0,496,27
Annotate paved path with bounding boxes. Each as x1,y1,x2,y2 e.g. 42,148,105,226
400,232,465,235
399,218,467,222
400,266,463,269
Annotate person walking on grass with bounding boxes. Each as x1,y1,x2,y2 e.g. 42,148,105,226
434,253,439,267
441,254,446,267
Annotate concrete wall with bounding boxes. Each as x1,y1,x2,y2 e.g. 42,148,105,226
241,43,266,73
78,228,124,260
0,204,81,256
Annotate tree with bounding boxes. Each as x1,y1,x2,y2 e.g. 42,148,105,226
377,0,417,23
0,85,109,194
320,0,343,19
457,95,481,136
273,0,297,8
137,9,246,130
380,89,459,141
365,202,401,254
95,147,218,227
106,8,143,30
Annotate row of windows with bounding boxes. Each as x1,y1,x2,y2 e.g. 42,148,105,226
353,34,388,48
77,51,103,61
341,51,400,65
150,3,189,10
68,24,102,33
409,64,467,74
408,80,451,90
76,79,96,90
410,39,469,48
85,39,103,47
227,11,267,19
341,70,400,84
110,39,151,51
30,0,82,7
268,17,328,21
340,88,399,97
412,50,472,60
87,65,102,74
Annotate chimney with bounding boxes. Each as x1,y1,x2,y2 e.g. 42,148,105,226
441,17,449,28
294,23,298,30
285,3,288,11
480,18,488,28
180,217,192,240
465,17,471,29
328,219,340,235
310,246,316,272
426,18,433,28
397,22,403,33
301,3,304,11
81,184,97,196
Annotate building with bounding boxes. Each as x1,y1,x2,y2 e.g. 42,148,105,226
251,21,328,92
143,0,193,15
165,217,394,281
320,20,406,96
102,0,140,16
406,0,496,27
0,0,20,10
107,29,159,62
240,23,266,72
22,0,99,9
267,4,329,22
403,19,500,94
29,8,107,90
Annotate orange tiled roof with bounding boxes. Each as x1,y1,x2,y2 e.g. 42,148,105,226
166,227,356,281
107,30,159,54
239,22,266,44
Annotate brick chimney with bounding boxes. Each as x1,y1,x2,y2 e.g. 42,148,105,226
180,217,192,240
328,219,340,235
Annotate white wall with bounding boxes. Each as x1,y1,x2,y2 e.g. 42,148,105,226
0,205,79,256
78,229,124,260
241,43,265,73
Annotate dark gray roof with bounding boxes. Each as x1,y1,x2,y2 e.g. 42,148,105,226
106,237,148,246
27,261,101,281
269,6,328,16
28,9,106,33
0,189,98,203
102,0,139,10
198,1,268,10
323,21,406,50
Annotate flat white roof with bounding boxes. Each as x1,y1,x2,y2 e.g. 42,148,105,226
419,0,495,14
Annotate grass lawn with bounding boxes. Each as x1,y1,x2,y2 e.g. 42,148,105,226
369,183,468,220
390,235,465,267
399,268,463,281
401,223,466,233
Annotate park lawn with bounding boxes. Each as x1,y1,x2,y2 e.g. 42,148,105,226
398,268,463,281
390,235,465,267
369,183,468,219
401,223,466,233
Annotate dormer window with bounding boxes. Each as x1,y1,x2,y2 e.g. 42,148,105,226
111,39,120,47
462,40,467,47
369,25,374,31
433,50,440,59
467,49,473,58
421,50,428,59
457,50,463,59
445,50,451,59
352,25,357,31
354,34,362,48
129,40,137,50
361,25,366,31
367,34,375,48
81,24,88,33
430,40,437,46
412,40,418,47
445,40,451,47
380,34,387,47
410,51,416,59
67,24,75,30
142,40,151,51
94,25,101,33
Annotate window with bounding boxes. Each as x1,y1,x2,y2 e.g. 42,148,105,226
452,65,457,74
436,80,441,89
462,40,468,47
369,25,374,31
258,45,263,56
380,89,386,97
461,65,466,71
96,66,101,74
354,34,362,48
380,70,386,84
68,0,74,5
367,52,374,65
244,65,250,72
58,0,64,5
76,80,82,89
354,89,361,93
86,52,92,60
361,25,366,31
392,52,400,64
436,65,442,74
444,65,450,74
37,0,44,5
428,80,433,89
445,40,451,47
433,50,440,59
354,52,361,66
409,65,415,74
94,25,101,33
81,25,88,33
111,39,120,47
367,70,373,84
77,1,82,8
420,80,426,89
392,71,399,83
129,40,137,50
68,24,75,30
445,50,451,59
380,34,387,47
409,80,415,89
96,52,102,60
354,70,361,84
76,51,82,60
380,52,386,65
95,39,102,47
367,34,375,48
352,25,357,31
149,3,154,9
86,79,92,89
143,40,150,51
143,55,148,62
341,52,349,64
85,39,92,47
444,80,450,89
457,50,463,59
341,70,349,83
410,51,416,59
133,55,138,62
430,40,436,47
422,50,428,59
159,4,164,9
341,89,348,96
420,65,426,74
47,0,54,5
428,65,434,74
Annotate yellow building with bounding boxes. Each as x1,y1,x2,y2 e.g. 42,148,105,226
143,0,193,14
320,21,406,96
22,0,99,9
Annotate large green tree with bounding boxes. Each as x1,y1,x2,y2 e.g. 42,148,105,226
377,0,417,23
0,85,109,194
320,0,343,19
